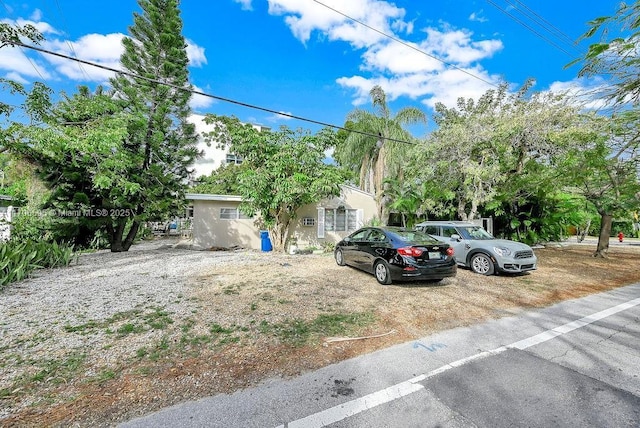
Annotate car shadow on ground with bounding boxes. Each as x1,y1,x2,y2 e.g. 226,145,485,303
394,278,453,288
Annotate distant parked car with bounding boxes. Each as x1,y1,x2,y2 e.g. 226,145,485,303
415,221,537,276
334,226,457,285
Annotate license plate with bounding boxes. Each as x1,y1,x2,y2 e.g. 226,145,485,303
428,251,441,260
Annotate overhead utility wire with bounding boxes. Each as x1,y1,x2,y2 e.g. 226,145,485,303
1,39,417,146
49,0,93,81
0,0,48,83
485,0,576,57
311,0,499,88
510,0,583,54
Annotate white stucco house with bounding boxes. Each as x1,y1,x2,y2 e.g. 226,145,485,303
188,114,270,179
186,185,377,251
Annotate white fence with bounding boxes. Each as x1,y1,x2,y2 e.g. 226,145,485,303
0,206,14,242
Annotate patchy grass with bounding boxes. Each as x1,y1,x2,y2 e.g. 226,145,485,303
3,244,640,427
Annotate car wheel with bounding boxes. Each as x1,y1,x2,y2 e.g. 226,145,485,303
335,248,346,266
470,253,495,275
374,260,392,285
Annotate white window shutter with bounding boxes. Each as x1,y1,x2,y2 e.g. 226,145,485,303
317,208,325,238
356,209,364,228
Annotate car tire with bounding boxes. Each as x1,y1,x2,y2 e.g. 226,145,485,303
335,248,346,266
374,260,392,285
470,253,495,275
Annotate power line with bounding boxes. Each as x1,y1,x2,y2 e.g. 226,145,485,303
48,0,93,81
485,0,577,57
1,38,418,146
311,0,499,88
0,0,49,83
510,0,583,55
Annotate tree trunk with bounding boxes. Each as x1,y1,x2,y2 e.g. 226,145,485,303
122,220,141,251
593,213,612,258
109,218,128,252
577,218,591,243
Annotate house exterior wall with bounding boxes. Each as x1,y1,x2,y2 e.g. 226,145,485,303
188,185,376,251
188,114,270,179
191,199,261,250
290,186,377,249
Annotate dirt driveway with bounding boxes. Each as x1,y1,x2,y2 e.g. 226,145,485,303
2,240,640,427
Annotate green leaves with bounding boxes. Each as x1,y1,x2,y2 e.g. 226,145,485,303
203,115,345,250
0,240,76,289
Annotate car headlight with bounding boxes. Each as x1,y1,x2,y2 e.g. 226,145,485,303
493,246,512,257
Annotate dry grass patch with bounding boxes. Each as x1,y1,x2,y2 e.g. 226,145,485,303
3,244,640,427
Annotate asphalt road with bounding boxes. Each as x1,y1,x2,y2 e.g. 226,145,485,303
121,282,640,428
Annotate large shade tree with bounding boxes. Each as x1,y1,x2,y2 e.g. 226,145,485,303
334,85,426,223
203,115,346,251
569,0,640,255
411,81,584,228
4,1,199,251
107,0,199,251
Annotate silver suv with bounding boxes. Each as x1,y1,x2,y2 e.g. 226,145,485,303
415,221,537,275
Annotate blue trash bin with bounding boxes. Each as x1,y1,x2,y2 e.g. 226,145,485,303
260,230,272,252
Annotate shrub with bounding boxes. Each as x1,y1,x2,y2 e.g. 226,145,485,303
0,240,76,289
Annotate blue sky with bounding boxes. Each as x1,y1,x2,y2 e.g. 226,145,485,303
0,0,622,137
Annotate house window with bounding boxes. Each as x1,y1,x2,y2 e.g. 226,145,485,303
225,153,243,164
220,208,250,220
302,217,315,227
325,208,358,232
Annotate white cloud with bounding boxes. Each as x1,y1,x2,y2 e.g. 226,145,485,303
0,45,53,81
41,34,208,81
422,26,502,65
9,17,61,36
266,111,294,122
469,11,488,23
266,1,504,110
29,9,42,22
186,39,207,67
190,84,215,110
267,0,407,48
233,0,253,11
4,71,29,84
337,66,499,109
547,78,610,111
42,33,125,81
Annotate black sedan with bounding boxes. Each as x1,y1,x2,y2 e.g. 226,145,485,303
334,227,457,285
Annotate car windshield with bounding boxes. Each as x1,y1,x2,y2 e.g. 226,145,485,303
388,229,439,245
458,226,494,240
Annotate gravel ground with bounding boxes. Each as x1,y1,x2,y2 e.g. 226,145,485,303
0,238,290,419
2,239,640,426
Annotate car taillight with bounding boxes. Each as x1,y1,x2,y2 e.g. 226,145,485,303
446,247,454,257
397,246,423,257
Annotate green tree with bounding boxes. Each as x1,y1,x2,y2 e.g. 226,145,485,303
4,1,198,251
412,81,588,238
569,1,640,254
189,163,246,195
560,112,640,256
334,86,426,223
7,86,138,246
203,115,346,251
107,0,199,251
383,177,422,228
572,0,640,106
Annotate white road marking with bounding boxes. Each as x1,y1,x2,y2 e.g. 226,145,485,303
276,296,640,428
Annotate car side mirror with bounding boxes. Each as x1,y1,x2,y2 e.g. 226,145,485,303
343,237,351,243
450,234,461,241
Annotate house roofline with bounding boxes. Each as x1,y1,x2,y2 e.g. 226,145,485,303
341,184,374,197
0,195,12,201
185,193,242,202
186,184,373,203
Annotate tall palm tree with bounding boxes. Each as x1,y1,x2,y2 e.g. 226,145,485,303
335,86,427,224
